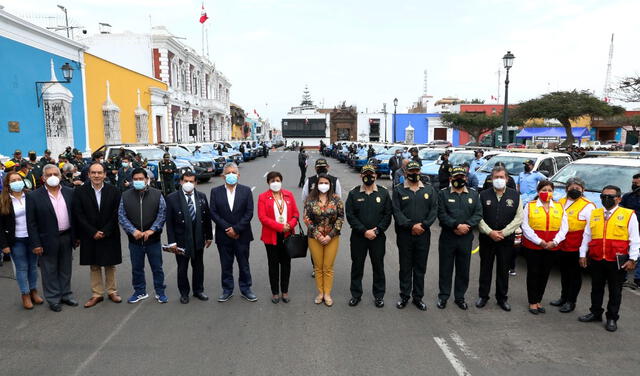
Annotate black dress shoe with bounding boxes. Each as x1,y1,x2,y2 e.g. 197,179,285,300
578,313,603,322
61,298,78,307
396,297,410,309
497,301,511,312
605,319,617,332
559,302,575,313
271,297,280,304
348,297,361,306
454,300,468,310
281,296,290,303
528,308,539,315
217,292,233,302
437,299,447,309
180,296,189,304
49,303,62,312
475,297,488,308
549,298,565,307
412,298,427,311
537,307,546,314
375,298,384,308
193,292,209,301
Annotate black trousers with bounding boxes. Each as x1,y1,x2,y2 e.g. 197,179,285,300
525,248,554,304
350,234,386,299
298,165,306,187
397,230,429,299
265,234,291,295
478,237,511,302
556,251,582,304
509,246,519,270
588,259,625,320
438,231,473,302
40,231,73,305
176,247,204,297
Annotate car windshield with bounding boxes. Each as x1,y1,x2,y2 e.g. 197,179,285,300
168,147,191,157
551,163,637,192
136,148,166,160
478,155,531,175
448,153,475,166
198,144,216,153
419,149,444,161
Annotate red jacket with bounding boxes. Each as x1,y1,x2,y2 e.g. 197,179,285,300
257,189,300,245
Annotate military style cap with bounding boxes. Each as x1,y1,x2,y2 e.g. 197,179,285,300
523,159,535,165
451,166,467,177
406,161,421,171
14,149,21,154
163,153,171,158
315,158,328,167
44,149,51,154
361,164,376,174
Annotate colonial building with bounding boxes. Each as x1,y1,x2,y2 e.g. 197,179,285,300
330,103,357,143
281,87,330,146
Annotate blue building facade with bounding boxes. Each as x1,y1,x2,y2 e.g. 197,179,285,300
392,113,460,145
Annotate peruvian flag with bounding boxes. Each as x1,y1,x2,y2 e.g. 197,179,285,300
199,3,209,24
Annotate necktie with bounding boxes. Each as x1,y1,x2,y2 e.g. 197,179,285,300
187,194,196,222
605,211,611,220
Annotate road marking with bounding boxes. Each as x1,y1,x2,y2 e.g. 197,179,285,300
434,337,472,376
450,331,478,359
626,288,640,297
271,163,276,168
251,186,256,192
263,171,269,177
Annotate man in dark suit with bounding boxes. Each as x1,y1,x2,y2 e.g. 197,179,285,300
209,162,256,302
166,171,213,304
117,155,133,192
26,164,78,312
73,162,123,308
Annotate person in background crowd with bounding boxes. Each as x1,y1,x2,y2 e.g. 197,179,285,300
481,162,516,192
159,153,177,196
57,154,68,169
476,166,523,312
302,158,343,202
346,165,392,308
393,159,410,188
39,149,54,167
105,155,118,186
460,162,479,190
262,142,269,158
10,149,23,164
63,146,73,161
117,156,133,192
521,180,568,315
402,147,410,160
17,161,36,191
388,149,404,184
551,177,595,313
578,185,639,332
118,168,168,304
132,153,143,169
438,151,452,189
304,174,344,307
409,147,422,166
621,173,640,289
257,171,299,304
27,151,43,188
470,150,485,172
0,171,43,309
61,163,82,189
437,167,483,310
73,162,123,308
367,145,376,160
210,163,256,303
166,171,212,304
26,164,77,312
72,150,86,173
517,159,546,194
298,148,308,188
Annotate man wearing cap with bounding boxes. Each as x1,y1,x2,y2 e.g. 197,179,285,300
63,146,73,161
4,160,18,174
27,151,43,188
301,158,342,202
517,160,546,195
132,153,143,169
159,153,177,196
392,160,438,311
17,161,36,191
437,166,483,310
470,150,485,172
461,162,479,190
438,152,452,189
345,165,392,308
71,150,86,173
39,149,54,167
481,162,516,191
10,150,23,164
409,148,422,166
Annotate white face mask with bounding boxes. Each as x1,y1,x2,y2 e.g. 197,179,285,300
182,182,195,193
270,181,282,192
318,183,330,193
46,175,60,187
492,178,507,190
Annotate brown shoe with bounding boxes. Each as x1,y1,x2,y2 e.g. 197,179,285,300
30,289,44,305
22,294,34,310
108,293,122,303
84,296,104,308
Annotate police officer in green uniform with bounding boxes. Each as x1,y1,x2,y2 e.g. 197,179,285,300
437,166,483,310
105,155,118,185
345,164,393,308
63,146,73,161
27,151,43,188
158,153,177,196
392,161,438,311
72,150,86,172
10,149,23,164
132,153,143,169
39,149,54,167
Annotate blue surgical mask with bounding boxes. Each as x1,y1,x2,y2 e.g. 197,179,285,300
133,180,146,190
9,180,25,192
225,173,238,185
122,162,129,168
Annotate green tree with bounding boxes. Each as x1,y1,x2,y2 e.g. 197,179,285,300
441,113,503,143
514,90,625,145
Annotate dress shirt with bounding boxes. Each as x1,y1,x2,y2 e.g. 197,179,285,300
10,193,27,238
518,171,546,194
226,185,236,211
470,158,484,172
521,199,568,246
47,187,70,232
93,183,104,210
478,189,524,236
579,205,640,259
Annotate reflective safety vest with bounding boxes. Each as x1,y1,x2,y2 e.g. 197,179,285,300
587,207,633,262
558,197,595,252
522,201,564,250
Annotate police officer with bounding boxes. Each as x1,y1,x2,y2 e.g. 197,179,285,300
409,147,422,166
10,149,23,164
518,159,546,195
476,165,523,311
63,146,73,160
437,166,483,310
392,161,438,311
39,149,54,167
105,155,118,185
470,150,485,172
437,151,452,189
72,150,86,172
159,153,177,196
28,151,43,188
345,164,392,308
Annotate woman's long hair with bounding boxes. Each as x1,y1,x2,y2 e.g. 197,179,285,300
306,173,334,203
0,171,23,215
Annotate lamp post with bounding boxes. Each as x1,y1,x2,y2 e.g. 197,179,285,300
393,98,398,143
501,51,515,147
35,62,74,107
57,5,69,38
382,103,387,143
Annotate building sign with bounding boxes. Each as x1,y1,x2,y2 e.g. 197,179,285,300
534,136,560,142
8,121,19,133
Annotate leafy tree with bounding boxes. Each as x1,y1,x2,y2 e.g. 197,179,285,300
513,90,625,145
441,113,504,143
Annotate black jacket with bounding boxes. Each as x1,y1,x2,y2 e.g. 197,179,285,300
437,187,483,233
26,186,76,253
392,182,438,232
0,201,18,249
166,190,213,257
345,184,392,236
209,184,254,245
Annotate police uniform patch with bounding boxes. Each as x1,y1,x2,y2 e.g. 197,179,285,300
618,215,624,220
402,196,409,200
506,199,514,207
568,210,574,216
424,193,429,199
468,198,473,204
448,199,455,202
486,200,492,206
357,198,365,202
376,197,381,203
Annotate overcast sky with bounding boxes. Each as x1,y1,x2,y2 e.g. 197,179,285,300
4,0,640,126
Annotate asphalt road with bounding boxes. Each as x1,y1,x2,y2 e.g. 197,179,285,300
1,149,639,376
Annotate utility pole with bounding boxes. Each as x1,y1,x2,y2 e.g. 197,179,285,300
57,5,69,38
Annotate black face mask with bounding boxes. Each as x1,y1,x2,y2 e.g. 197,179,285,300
407,173,420,182
600,194,617,210
316,167,327,174
362,175,375,186
567,189,582,200
632,184,640,193
452,177,467,188
524,165,532,173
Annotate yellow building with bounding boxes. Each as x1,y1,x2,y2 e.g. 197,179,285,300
524,115,592,128
84,53,168,151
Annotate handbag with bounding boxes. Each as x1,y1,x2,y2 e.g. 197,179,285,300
284,217,308,259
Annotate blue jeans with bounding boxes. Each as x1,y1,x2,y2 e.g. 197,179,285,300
129,241,165,296
10,238,39,294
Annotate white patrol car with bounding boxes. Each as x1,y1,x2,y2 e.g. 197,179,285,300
475,151,573,188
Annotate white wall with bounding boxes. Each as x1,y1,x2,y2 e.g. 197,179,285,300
79,32,153,77
357,113,393,143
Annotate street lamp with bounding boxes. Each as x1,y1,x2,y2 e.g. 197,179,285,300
501,51,515,147
393,98,398,143
57,5,70,38
35,61,75,107
382,103,387,143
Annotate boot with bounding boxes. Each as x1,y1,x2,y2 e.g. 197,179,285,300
30,289,44,305
21,294,34,310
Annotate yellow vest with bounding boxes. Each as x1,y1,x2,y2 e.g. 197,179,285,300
528,201,563,231
590,207,632,241
558,197,593,232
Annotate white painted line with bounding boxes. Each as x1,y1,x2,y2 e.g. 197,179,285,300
251,186,256,192
263,171,269,177
450,331,478,359
434,337,472,376
271,163,276,168
626,288,640,297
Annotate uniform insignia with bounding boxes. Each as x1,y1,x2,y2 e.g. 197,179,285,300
357,198,365,202
448,199,455,202
376,197,381,203
424,193,429,200
506,199,514,207
468,198,473,204
534,209,540,214
486,200,492,206
402,196,409,200
593,217,600,222
618,215,624,220
568,210,574,215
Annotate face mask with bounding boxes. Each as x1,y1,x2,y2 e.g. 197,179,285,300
182,182,195,193
97,159,104,164
452,177,467,188
269,181,282,192
362,175,375,186
133,180,146,190
9,180,25,192
524,165,532,173
632,184,640,192
567,189,582,200
407,173,419,182
318,183,330,193
316,167,328,174
492,178,506,190
538,191,551,202
600,194,617,210
122,162,129,168
46,175,60,187
225,173,238,185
